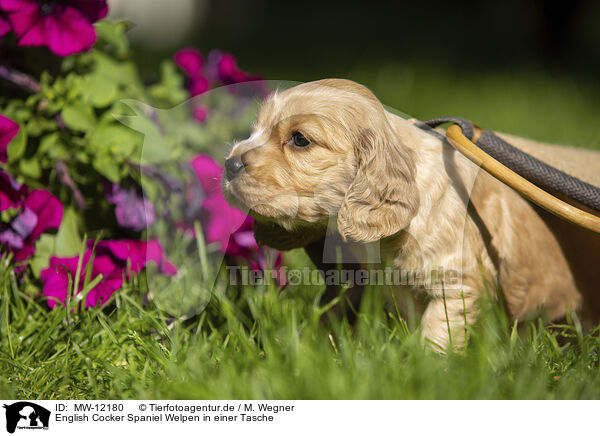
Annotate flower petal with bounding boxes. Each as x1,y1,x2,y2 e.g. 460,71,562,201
0,0,39,38
0,114,19,164
0,169,27,212
24,189,63,241
192,106,209,123
10,206,37,239
105,182,155,231
173,47,204,78
67,0,108,22
190,155,223,194
45,6,97,56
0,14,11,36
41,254,87,308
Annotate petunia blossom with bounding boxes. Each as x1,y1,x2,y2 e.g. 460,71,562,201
0,170,63,264
0,114,19,163
188,155,253,255
216,52,260,85
90,239,177,277
0,0,108,56
41,238,176,308
173,48,203,78
41,251,123,308
183,155,284,277
0,11,10,36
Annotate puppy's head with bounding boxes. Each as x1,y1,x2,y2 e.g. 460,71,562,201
222,79,419,249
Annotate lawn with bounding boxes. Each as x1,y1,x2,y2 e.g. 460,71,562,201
2,63,600,400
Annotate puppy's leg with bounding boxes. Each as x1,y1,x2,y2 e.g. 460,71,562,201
421,290,478,350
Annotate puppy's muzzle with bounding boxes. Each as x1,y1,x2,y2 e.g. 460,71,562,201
224,156,244,181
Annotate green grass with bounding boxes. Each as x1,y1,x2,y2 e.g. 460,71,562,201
2,245,600,400
2,65,600,399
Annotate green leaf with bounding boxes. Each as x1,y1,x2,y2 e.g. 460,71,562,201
79,51,143,108
94,20,130,58
6,126,27,162
18,158,41,178
61,100,97,131
90,123,141,158
81,72,119,108
93,154,121,183
39,132,68,159
117,101,172,164
54,207,82,257
30,234,55,277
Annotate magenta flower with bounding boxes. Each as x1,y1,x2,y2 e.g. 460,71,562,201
0,10,10,36
216,53,260,85
189,76,209,97
41,251,123,308
174,47,209,97
186,155,249,253
0,170,62,264
192,106,208,124
173,48,203,78
41,238,176,308
104,181,156,232
0,114,19,163
90,239,177,276
0,0,108,56
183,155,284,276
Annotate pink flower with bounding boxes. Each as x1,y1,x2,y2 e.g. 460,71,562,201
0,11,10,36
0,170,63,264
189,76,209,97
173,48,203,78
216,53,260,85
174,47,209,97
192,106,208,124
41,238,176,308
41,251,123,308
0,0,108,56
0,114,19,163
184,155,284,276
90,239,177,276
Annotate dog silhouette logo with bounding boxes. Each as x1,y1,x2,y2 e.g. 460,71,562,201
3,402,50,433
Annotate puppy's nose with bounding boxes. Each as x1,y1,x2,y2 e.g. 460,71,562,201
224,156,244,181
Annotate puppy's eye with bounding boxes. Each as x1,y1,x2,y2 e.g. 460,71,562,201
291,132,310,147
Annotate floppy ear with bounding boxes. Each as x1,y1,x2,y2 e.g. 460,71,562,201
337,125,419,242
253,220,325,251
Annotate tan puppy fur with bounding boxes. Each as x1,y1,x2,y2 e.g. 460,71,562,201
223,78,598,349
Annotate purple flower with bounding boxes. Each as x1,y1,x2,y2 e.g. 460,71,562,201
0,0,108,57
0,170,63,264
41,238,176,308
0,114,19,163
104,181,156,232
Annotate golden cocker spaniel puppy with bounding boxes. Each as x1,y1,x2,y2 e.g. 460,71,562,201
222,78,600,348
